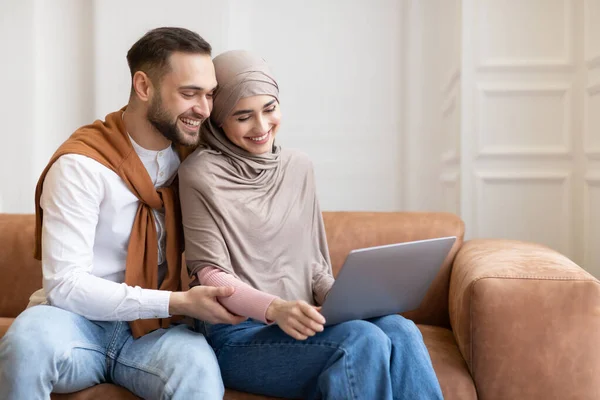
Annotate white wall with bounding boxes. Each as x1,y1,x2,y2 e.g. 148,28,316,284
3,0,598,276
0,0,406,214
0,0,95,213
0,0,36,214
459,0,600,276
404,0,600,276
583,0,600,277
403,0,461,213
462,0,576,257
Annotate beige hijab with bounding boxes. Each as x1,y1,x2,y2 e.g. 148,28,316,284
179,50,334,305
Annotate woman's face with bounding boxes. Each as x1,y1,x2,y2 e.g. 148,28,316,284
221,95,281,154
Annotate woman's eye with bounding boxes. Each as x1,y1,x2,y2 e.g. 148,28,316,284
265,106,276,113
237,115,250,122
182,92,194,99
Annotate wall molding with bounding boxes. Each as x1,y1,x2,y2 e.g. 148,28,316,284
476,0,573,71
475,83,572,157
440,171,460,214
441,150,459,164
441,92,457,117
587,55,600,70
471,171,572,254
584,0,600,70
441,67,461,95
440,171,459,184
584,82,600,159
583,174,600,272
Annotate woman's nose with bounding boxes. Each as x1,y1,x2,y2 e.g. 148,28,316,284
255,115,269,133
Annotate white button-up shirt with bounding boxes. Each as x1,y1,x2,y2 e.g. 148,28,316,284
28,135,181,321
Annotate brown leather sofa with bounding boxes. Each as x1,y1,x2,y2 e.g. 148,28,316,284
1,212,599,399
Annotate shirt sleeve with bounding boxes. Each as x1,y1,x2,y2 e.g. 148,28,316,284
40,154,171,321
198,267,278,323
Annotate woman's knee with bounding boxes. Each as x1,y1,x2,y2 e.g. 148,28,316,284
331,320,391,352
373,314,423,340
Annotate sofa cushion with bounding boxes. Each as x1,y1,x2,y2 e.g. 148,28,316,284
418,324,477,400
44,326,474,400
2,318,473,400
50,384,140,400
48,386,281,400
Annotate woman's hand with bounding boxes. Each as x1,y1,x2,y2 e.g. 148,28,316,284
266,298,325,340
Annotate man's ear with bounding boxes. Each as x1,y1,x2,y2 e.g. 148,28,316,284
132,71,154,102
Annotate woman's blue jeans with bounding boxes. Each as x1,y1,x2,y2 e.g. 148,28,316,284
201,314,444,400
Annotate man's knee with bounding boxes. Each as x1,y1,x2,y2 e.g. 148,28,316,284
184,340,221,380
161,326,224,397
1,306,84,367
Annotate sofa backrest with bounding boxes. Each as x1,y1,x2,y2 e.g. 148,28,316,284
0,211,465,328
323,211,464,328
0,214,42,318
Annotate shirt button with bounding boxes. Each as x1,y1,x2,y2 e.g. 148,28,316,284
158,151,163,157
159,171,165,177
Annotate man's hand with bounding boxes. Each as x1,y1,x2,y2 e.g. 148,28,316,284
266,299,325,340
169,286,247,325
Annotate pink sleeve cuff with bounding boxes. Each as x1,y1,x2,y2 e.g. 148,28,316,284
198,267,278,323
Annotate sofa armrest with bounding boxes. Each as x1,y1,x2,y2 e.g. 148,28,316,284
449,239,600,400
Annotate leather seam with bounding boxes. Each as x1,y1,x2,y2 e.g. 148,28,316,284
469,279,474,380
471,276,599,282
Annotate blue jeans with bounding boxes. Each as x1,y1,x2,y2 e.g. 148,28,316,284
202,314,444,400
0,305,224,400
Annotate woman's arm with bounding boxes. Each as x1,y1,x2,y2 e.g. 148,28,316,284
312,267,335,305
310,173,335,305
199,267,278,323
200,267,326,339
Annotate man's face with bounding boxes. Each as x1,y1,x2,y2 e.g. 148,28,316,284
147,52,217,147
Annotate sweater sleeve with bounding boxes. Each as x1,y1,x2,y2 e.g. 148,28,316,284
198,267,278,324
310,165,335,306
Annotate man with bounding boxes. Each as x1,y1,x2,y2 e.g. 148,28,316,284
0,27,245,399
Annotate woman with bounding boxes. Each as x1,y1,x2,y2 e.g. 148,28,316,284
178,50,443,400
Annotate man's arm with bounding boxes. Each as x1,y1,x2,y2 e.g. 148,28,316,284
42,154,245,326
40,155,171,321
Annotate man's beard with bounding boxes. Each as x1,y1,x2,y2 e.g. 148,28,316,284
147,95,201,147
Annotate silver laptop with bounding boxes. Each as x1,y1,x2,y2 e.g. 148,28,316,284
320,236,456,326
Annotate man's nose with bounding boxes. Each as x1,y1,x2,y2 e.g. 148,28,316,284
192,97,210,119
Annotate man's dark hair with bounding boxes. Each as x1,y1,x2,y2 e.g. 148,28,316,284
126,27,212,86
